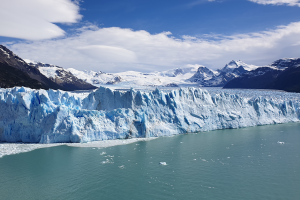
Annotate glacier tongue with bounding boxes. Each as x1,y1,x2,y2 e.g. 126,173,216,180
0,86,299,143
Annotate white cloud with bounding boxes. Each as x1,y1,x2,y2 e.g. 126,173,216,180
0,0,81,40
249,0,300,7
6,22,300,72
77,45,137,63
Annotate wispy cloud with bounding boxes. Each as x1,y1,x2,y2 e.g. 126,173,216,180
187,0,217,7
6,21,300,72
0,0,82,40
249,0,300,7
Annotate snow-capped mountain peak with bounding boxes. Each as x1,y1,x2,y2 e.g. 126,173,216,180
220,60,259,73
186,60,260,87
226,60,239,68
187,65,216,83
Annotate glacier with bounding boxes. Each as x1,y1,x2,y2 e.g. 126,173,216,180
0,86,300,143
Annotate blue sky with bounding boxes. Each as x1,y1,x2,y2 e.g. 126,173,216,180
78,0,300,36
1,0,300,72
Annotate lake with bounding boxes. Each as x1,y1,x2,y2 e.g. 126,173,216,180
0,123,299,200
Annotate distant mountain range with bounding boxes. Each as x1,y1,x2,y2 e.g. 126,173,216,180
223,58,300,93
1,45,299,92
66,65,199,87
187,60,259,87
65,61,262,88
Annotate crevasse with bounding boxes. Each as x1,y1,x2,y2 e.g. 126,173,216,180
0,86,299,143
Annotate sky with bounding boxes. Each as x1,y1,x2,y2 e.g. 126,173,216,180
0,0,300,72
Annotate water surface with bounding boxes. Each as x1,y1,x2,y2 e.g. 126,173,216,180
1,123,300,200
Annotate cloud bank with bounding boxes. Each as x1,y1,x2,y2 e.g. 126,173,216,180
249,0,300,7
0,0,82,40
7,22,300,72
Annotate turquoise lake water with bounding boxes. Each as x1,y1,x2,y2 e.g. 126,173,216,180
1,123,300,200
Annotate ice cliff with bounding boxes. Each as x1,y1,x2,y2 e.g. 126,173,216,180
1,87,300,143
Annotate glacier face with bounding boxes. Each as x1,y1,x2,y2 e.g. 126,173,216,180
0,86,300,143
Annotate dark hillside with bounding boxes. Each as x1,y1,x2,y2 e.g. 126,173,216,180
0,45,64,90
268,66,300,93
0,62,45,89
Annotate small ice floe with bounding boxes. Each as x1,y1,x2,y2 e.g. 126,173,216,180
100,151,106,155
118,165,125,169
277,141,285,144
159,162,167,165
102,159,112,164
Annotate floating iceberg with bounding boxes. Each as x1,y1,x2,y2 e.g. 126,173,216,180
0,86,299,143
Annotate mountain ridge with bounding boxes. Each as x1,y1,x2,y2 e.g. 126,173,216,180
0,45,64,90
188,60,260,87
0,45,96,91
2,45,299,92
223,58,300,93
25,60,97,91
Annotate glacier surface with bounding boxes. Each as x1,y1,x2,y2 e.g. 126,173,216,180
0,86,300,143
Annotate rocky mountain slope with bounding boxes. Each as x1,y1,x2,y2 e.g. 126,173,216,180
0,45,96,91
0,62,43,89
0,45,63,90
25,60,97,91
